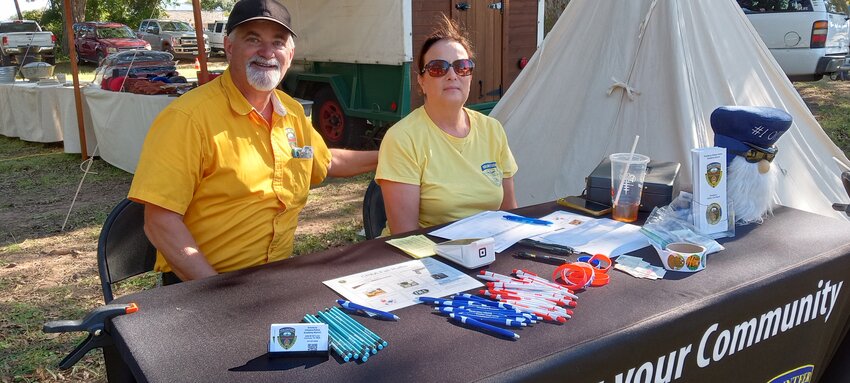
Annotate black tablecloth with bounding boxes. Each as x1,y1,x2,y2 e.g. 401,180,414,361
110,205,850,382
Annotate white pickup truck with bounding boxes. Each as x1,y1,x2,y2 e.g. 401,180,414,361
0,20,56,66
136,19,209,60
206,20,226,55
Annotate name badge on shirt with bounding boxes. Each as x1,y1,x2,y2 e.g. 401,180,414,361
285,128,298,148
292,145,314,159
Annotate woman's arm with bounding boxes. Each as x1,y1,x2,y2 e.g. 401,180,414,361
500,177,518,210
378,179,422,235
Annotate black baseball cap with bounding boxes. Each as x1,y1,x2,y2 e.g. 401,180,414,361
226,0,297,37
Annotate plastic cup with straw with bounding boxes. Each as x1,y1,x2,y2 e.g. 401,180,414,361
610,135,650,223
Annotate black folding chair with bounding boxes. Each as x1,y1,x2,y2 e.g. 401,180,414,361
362,180,387,239
44,198,155,379
97,198,157,303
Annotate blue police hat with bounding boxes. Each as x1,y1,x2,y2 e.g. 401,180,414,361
710,106,792,164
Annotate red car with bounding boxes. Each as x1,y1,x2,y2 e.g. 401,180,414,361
74,22,150,64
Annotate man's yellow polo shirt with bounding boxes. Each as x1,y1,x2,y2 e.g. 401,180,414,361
128,69,331,274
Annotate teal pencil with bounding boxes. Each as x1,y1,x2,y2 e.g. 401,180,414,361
329,306,389,347
317,310,376,357
307,314,361,362
302,315,349,362
315,311,369,362
324,308,383,352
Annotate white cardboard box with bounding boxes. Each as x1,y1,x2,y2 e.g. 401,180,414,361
691,147,727,236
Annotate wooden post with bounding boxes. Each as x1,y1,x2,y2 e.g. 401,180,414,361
62,0,88,160
14,0,23,20
191,0,209,85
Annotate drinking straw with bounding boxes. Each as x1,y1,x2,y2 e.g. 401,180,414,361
612,135,640,208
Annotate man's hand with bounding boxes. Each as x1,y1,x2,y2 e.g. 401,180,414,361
142,204,217,281
327,149,378,177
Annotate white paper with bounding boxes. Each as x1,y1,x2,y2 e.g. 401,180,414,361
534,215,649,258
429,211,558,252
323,257,483,312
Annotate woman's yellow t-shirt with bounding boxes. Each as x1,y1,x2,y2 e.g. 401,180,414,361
376,107,518,233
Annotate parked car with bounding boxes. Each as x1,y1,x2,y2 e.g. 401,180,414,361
206,20,226,55
93,50,178,90
136,19,209,60
738,0,850,81
0,20,56,65
74,22,151,64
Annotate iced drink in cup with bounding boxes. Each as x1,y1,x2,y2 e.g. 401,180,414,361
609,153,650,223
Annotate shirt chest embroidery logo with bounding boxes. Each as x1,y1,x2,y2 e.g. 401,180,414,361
285,128,298,149
480,161,503,186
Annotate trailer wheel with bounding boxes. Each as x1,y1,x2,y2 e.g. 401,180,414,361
312,87,364,148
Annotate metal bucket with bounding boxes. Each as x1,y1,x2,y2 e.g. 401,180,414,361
20,62,54,81
0,66,16,83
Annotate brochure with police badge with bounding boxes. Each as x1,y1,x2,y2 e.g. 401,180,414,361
691,147,727,236
323,257,483,312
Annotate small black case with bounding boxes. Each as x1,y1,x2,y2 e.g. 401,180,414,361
584,158,681,212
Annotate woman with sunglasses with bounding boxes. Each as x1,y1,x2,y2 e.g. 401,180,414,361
375,17,518,235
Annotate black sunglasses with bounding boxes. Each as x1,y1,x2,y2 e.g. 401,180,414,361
420,59,475,77
731,142,779,163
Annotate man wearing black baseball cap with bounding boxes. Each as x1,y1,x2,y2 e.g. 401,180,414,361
129,0,378,283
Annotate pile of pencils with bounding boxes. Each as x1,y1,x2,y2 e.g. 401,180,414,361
303,307,388,363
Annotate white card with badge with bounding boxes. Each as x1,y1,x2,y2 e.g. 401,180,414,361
269,323,328,355
434,238,496,269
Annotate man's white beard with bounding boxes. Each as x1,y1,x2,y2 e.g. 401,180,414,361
246,56,282,91
727,156,778,224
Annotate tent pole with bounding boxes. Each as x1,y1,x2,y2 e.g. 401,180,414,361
62,0,88,161
191,0,209,85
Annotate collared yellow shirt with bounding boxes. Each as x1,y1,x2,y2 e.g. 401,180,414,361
129,69,331,273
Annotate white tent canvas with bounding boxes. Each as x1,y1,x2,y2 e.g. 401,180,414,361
491,0,850,220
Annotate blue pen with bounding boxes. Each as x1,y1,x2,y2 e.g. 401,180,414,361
453,313,528,328
437,307,533,323
503,214,553,226
449,314,520,339
337,299,400,321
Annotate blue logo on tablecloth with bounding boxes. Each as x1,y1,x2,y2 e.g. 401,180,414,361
767,365,813,383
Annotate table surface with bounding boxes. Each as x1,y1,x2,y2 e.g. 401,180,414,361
110,204,850,382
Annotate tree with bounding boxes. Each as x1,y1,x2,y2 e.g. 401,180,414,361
200,0,235,11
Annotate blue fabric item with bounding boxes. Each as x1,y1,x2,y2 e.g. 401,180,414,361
150,76,170,83
710,106,792,164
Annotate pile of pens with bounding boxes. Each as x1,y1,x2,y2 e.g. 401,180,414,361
303,306,388,363
477,269,578,323
418,269,579,340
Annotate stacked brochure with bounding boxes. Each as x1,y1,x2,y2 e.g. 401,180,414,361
429,210,649,257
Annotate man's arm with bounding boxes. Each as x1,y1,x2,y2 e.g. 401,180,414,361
379,179,421,235
143,203,217,281
500,177,518,210
327,149,378,177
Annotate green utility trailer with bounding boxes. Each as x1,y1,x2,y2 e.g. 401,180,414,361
279,0,543,148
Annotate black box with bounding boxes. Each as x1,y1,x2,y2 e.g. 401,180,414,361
585,158,680,212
